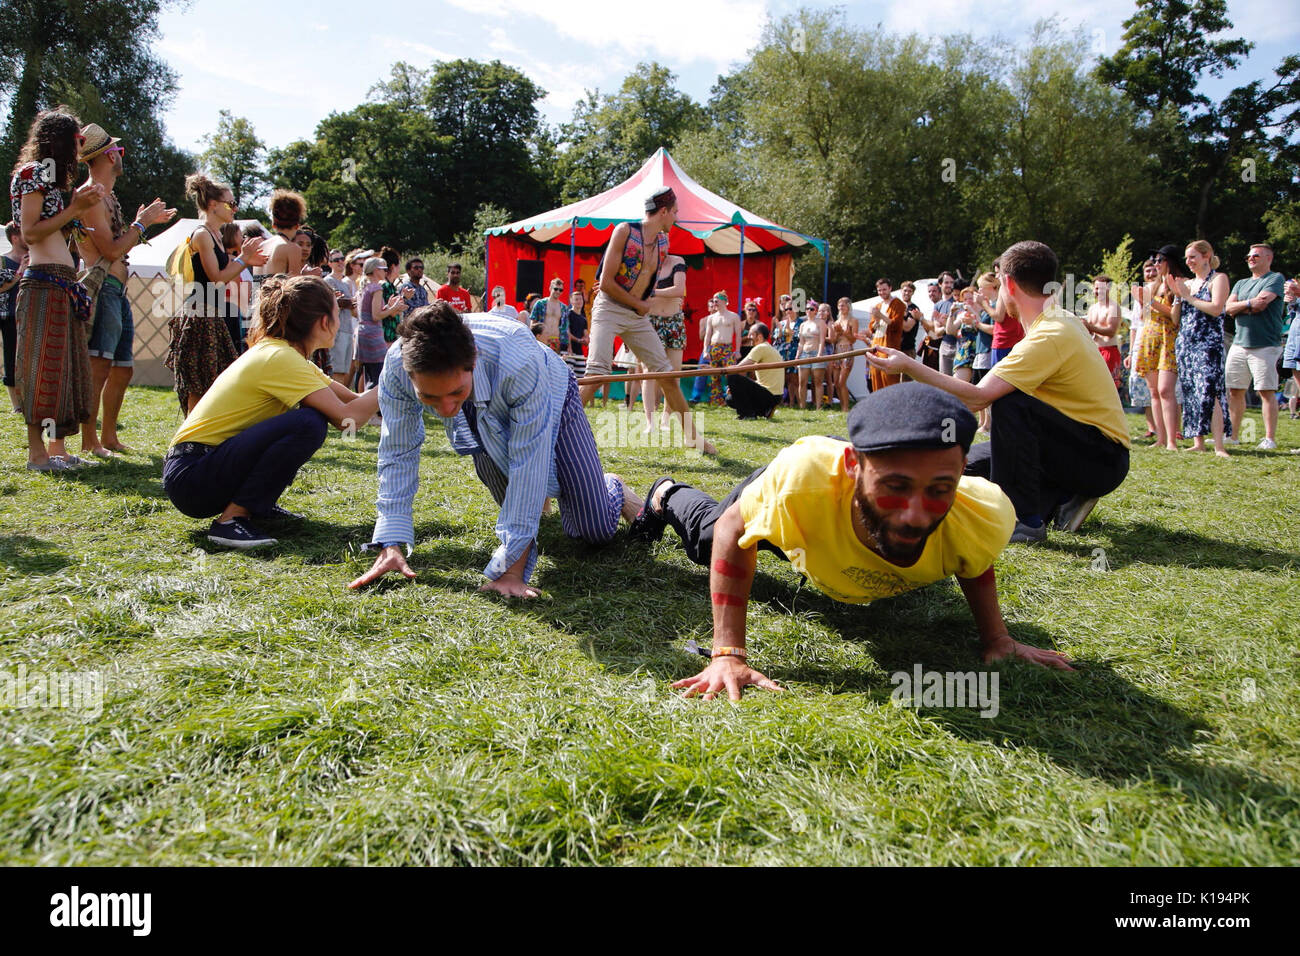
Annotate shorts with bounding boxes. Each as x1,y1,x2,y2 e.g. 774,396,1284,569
1225,344,1281,391
973,350,991,371
797,348,826,371
990,347,1012,366
649,311,686,351
329,322,354,372
585,293,671,378
1098,344,1122,389
86,276,134,367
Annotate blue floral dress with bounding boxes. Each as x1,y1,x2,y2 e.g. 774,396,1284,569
1175,270,1232,439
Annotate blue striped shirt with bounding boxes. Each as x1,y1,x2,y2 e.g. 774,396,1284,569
371,314,571,581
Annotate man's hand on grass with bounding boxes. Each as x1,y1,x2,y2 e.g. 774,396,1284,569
672,655,784,701
981,633,1075,671
348,545,416,589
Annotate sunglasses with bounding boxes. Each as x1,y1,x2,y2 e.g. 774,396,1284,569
1151,255,1166,263
329,257,344,263
1245,253,1262,260
105,145,125,157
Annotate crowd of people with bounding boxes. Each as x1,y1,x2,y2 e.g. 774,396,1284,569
2,105,1296,695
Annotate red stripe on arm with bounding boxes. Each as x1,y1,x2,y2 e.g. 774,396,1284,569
711,592,747,606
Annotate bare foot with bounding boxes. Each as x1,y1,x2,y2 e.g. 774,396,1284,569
611,474,643,522
84,445,118,459
1214,448,1230,458
102,441,134,453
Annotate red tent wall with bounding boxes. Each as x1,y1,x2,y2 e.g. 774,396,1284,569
486,233,791,360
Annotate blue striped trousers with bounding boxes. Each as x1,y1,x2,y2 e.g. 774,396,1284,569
472,374,624,543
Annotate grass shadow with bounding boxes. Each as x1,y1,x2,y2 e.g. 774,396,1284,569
0,534,72,574
1073,518,1300,570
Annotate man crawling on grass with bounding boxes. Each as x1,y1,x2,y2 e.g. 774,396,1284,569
627,381,1075,701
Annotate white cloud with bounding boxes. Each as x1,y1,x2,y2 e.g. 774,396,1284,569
444,0,767,66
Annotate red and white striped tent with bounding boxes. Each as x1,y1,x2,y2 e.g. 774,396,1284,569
484,148,826,354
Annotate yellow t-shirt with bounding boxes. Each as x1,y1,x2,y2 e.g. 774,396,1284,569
990,308,1131,447
743,342,784,395
737,436,1016,603
171,338,332,447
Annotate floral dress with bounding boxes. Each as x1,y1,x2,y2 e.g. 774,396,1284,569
775,317,801,362
1175,271,1232,439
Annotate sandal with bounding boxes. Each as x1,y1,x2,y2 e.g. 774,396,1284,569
26,457,75,472
627,477,675,543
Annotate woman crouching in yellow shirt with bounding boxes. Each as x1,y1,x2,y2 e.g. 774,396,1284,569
163,275,380,548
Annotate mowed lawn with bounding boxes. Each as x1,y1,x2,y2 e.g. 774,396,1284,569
0,385,1297,866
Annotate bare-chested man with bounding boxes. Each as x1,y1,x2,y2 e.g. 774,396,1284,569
702,291,741,406
74,124,176,457
528,277,570,353
579,187,713,454
1082,275,1123,393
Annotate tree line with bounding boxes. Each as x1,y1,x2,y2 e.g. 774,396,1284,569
2,1,1296,297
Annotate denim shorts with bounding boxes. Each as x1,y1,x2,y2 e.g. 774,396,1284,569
86,277,134,366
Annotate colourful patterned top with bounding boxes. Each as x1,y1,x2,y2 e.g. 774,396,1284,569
10,162,63,225
605,223,668,301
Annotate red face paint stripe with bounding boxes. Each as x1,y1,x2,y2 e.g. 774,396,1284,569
712,559,748,578
921,497,951,515
875,495,909,510
711,593,747,606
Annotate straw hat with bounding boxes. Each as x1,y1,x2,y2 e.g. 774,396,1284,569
78,124,121,163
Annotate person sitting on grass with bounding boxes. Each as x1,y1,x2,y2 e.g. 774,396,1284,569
726,323,783,420
349,303,645,599
865,240,1131,544
628,382,1074,700
163,275,380,549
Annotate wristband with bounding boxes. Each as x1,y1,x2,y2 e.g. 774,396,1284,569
710,645,747,660
131,221,148,245
232,256,245,269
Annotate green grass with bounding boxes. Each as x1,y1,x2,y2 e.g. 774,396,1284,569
1,386,1297,865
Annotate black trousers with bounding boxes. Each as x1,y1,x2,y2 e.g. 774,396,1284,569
964,389,1129,520
660,466,786,566
726,374,780,419
163,407,328,518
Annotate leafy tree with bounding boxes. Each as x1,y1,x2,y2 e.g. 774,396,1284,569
555,63,708,201
266,101,446,252
199,111,268,209
273,60,552,252
422,60,551,237
970,25,1154,278
1096,0,1300,261
0,0,177,167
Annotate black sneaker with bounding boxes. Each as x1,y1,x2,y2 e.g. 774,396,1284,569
627,477,675,543
1008,521,1047,544
207,517,277,549
257,503,304,521
1052,495,1099,533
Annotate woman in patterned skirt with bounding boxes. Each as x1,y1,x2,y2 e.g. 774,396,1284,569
643,252,687,430
1170,239,1232,457
167,173,268,413
9,108,106,471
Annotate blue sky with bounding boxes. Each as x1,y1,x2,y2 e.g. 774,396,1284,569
155,0,1297,154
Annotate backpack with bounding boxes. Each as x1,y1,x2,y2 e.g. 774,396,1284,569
166,232,197,285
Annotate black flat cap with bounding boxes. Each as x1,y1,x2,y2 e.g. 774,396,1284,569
848,381,977,455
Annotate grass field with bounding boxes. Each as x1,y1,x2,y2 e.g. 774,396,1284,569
0,386,1297,865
